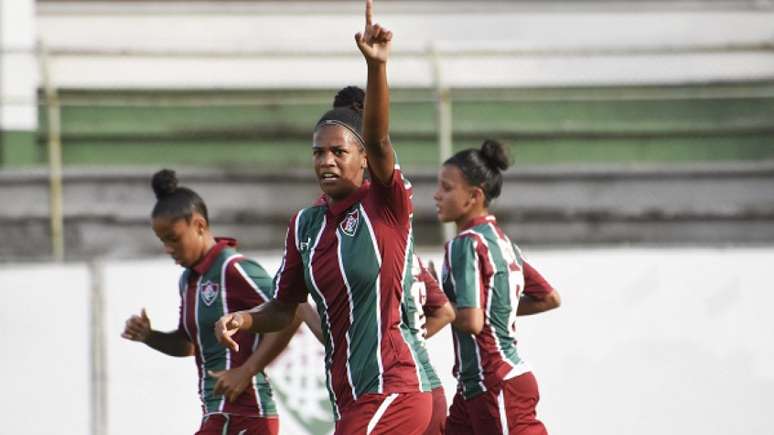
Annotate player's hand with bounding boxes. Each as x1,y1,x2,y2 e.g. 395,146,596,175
427,260,439,281
121,308,151,342
215,312,244,352
209,366,252,403
355,0,392,64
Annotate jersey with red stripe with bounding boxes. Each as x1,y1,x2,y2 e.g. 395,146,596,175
274,168,433,420
406,255,448,390
178,238,278,417
441,215,554,399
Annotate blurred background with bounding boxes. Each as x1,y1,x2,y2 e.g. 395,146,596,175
1,0,773,434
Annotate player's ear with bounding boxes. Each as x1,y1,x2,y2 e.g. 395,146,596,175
192,213,207,234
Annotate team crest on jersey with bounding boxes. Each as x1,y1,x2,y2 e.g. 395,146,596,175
199,281,220,306
340,209,359,237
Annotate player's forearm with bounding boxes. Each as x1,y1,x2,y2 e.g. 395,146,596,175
145,329,194,357
241,299,298,334
242,315,303,375
364,62,390,152
424,302,456,338
517,291,561,316
297,302,324,344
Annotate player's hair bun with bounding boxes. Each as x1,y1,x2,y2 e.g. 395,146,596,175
480,139,510,172
151,169,179,199
333,86,365,113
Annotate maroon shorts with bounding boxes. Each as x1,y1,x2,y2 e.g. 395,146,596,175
334,391,433,435
195,413,279,435
446,372,547,435
422,387,447,435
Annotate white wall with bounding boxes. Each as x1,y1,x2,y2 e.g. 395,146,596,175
2,247,773,434
0,0,37,130
36,2,774,89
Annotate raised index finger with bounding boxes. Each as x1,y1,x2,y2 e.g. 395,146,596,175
365,0,373,27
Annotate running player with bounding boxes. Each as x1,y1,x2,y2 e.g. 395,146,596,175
434,140,561,435
122,169,301,435
298,253,455,435
214,1,435,433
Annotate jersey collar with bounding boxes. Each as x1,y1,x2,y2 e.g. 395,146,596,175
460,214,496,232
191,237,237,275
324,180,371,217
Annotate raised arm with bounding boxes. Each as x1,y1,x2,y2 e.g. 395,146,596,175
356,0,395,185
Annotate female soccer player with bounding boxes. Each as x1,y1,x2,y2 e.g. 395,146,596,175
122,169,300,435
214,1,435,433
298,253,455,435
434,140,561,435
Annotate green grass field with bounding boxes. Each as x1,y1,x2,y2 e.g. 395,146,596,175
34,81,774,170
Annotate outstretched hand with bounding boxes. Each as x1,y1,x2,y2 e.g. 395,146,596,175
121,308,151,342
355,0,392,64
214,312,244,352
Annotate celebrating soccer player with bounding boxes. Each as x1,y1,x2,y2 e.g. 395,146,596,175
122,169,300,435
434,140,562,435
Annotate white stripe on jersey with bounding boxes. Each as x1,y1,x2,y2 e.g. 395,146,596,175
218,253,243,412
193,276,207,408
335,229,359,402
233,261,270,302
358,205,385,394
305,215,341,419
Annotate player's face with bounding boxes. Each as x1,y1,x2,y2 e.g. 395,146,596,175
434,164,477,224
151,215,205,268
312,125,367,201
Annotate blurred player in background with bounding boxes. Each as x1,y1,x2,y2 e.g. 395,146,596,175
214,1,437,433
122,169,301,435
298,253,455,435
434,140,561,435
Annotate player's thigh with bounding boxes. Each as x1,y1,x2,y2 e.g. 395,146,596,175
444,390,474,435
421,387,448,435
227,415,280,435
502,372,548,435
195,414,227,435
335,391,432,435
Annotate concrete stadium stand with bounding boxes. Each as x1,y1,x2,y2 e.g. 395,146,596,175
2,161,773,260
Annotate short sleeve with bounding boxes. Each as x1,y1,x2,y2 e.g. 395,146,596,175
523,260,554,300
273,212,309,304
224,258,274,312
445,235,490,309
368,157,414,225
415,260,448,314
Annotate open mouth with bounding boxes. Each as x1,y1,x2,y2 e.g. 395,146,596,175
319,172,340,184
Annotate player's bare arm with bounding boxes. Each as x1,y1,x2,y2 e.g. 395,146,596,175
517,290,562,316
452,306,484,335
357,0,395,185
215,299,298,352
211,313,302,402
121,308,193,357
424,301,456,338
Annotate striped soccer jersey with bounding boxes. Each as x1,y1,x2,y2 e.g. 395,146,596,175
441,215,554,399
406,255,449,390
274,169,433,419
178,238,278,417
